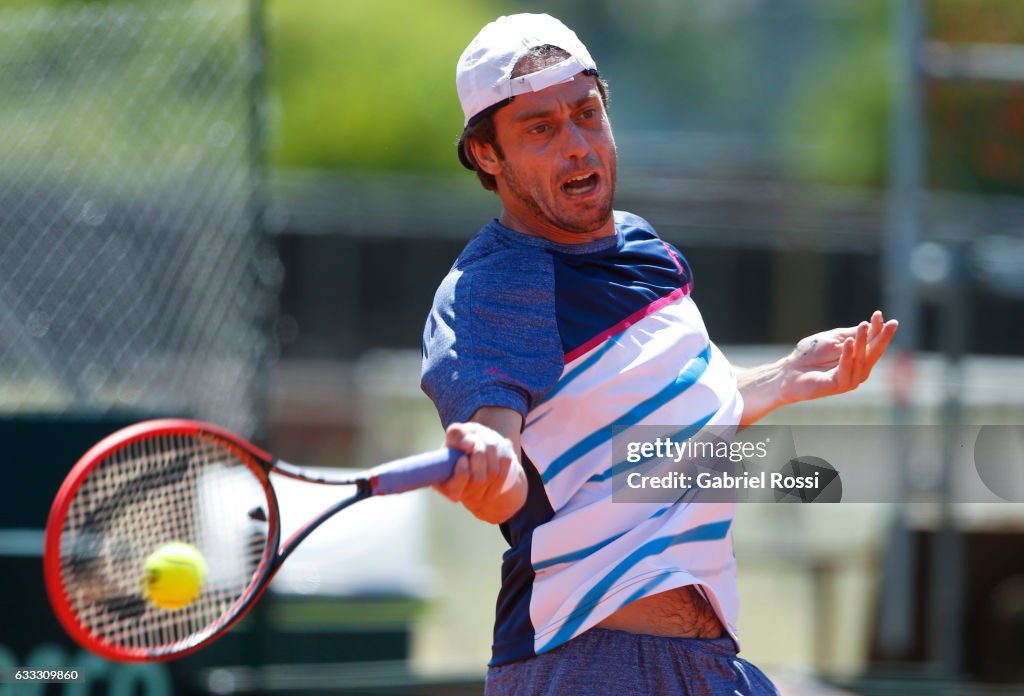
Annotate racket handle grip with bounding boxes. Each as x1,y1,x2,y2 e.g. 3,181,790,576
369,447,462,495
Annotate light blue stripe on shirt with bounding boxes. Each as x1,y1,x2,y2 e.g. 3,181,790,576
536,517,732,654
541,344,712,485
533,503,675,572
539,334,621,406
587,408,718,484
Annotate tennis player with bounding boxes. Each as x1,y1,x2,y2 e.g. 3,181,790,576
421,13,898,695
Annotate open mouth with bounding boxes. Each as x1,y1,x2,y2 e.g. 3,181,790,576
561,173,599,196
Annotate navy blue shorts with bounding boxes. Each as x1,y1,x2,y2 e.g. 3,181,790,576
484,628,779,695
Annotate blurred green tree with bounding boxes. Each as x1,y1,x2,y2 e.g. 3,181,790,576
780,0,1024,194
268,0,500,172
779,0,890,188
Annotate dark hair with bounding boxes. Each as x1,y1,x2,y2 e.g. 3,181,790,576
459,45,610,192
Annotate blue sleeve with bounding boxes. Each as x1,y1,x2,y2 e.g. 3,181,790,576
421,250,564,428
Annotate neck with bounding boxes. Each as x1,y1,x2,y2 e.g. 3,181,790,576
498,209,615,245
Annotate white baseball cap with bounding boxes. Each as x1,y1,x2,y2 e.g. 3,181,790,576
456,13,598,169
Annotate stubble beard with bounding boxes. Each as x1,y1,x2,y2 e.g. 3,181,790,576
501,154,617,236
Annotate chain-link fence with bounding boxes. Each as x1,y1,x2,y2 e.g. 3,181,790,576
0,1,277,436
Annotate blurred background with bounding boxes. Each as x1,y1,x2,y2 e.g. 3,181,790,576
1,0,1023,693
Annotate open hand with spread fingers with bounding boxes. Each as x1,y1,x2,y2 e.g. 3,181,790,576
737,310,899,427
779,310,899,404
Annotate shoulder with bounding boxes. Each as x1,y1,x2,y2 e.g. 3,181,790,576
613,209,693,286
421,223,564,427
614,210,660,239
454,221,553,269
433,223,556,313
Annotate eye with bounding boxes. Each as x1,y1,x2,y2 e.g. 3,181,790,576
529,123,549,135
581,107,597,119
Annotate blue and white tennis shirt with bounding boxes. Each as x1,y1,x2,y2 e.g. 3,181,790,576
421,211,744,667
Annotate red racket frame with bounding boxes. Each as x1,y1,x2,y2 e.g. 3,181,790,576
45,417,457,661
44,419,284,662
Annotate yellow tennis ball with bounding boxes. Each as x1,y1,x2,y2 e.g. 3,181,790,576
143,541,207,610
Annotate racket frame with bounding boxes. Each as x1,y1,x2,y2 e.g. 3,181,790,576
43,419,366,661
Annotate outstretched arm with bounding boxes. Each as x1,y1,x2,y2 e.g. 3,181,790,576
736,310,899,428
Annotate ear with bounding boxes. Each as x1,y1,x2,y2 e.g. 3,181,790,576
467,138,501,176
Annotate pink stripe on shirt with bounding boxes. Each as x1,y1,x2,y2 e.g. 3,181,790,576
564,284,692,364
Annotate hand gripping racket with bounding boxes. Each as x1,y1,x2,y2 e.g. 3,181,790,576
43,418,459,662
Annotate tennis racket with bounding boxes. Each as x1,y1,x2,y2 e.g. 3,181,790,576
43,418,459,662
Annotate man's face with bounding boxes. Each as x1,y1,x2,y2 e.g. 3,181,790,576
476,74,617,243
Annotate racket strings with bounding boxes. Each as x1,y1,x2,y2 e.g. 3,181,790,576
59,433,271,654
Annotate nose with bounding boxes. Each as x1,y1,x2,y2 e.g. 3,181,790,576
559,121,591,161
